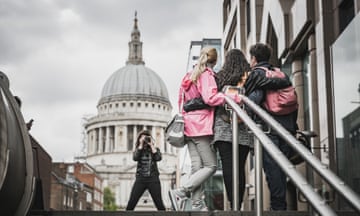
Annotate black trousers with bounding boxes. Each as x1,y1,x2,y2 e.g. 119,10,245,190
215,141,250,209
126,176,165,210
263,134,291,210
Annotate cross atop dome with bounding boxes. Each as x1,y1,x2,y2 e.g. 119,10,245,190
127,11,144,65
134,11,138,28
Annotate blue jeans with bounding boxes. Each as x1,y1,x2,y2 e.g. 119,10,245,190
185,136,217,201
263,134,291,210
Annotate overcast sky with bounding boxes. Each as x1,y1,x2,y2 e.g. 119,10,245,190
0,0,223,161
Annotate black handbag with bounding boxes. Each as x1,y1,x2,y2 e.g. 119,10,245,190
183,97,210,112
288,131,313,165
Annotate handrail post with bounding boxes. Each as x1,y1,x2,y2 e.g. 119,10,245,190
306,163,315,216
305,134,316,216
232,110,239,211
254,124,263,216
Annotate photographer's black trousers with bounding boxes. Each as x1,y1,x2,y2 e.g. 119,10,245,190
126,176,166,210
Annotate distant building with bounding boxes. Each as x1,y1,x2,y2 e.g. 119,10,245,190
186,39,222,73
340,106,360,209
83,14,178,210
72,162,103,210
50,162,103,210
30,135,52,211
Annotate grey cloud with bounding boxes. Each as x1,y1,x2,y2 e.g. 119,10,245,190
0,0,223,160
0,0,61,63
53,0,206,40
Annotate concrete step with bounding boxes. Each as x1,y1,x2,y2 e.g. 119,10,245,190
29,210,358,216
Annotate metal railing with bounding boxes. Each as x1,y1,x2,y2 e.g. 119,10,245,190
224,95,360,216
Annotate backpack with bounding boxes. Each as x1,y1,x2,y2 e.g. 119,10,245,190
256,66,298,115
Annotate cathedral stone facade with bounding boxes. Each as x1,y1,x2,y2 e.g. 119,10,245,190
84,14,178,210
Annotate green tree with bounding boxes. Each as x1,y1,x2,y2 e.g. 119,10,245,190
103,187,117,211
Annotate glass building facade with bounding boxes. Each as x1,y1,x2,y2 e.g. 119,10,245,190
332,12,360,210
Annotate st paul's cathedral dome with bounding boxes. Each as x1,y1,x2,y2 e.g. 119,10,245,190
100,64,170,105
99,15,170,106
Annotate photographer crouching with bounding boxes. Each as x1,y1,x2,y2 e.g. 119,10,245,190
126,130,166,211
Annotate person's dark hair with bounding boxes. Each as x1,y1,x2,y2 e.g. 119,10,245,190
135,130,152,148
216,49,250,90
249,43,272,63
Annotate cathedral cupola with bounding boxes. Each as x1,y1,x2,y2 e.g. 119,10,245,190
127,11,144,65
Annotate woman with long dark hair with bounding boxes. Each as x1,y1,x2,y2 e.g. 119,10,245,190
126,130,165,211
213,49,254,209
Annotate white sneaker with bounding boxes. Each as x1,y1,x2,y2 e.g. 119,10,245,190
191,200,208,211
168,188,189,211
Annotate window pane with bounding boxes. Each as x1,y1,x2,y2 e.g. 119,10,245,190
332,12,360,210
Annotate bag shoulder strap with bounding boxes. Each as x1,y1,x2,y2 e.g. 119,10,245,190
253,66,269,71
178,91,185,115
254,66,286,78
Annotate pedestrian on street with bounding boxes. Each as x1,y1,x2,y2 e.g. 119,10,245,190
126,130,166,211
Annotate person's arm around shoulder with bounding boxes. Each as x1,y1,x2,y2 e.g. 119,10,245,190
247,68,291,90
198,68,241,106
244,89,264,117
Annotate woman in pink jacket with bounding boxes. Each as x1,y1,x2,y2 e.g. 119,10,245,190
169,47,241,211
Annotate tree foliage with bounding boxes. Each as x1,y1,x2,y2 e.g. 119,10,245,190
103,187,117,211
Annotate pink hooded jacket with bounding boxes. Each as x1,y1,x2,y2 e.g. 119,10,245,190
178,67,241,137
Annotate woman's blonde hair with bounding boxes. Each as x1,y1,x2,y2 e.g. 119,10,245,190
190,46,217,82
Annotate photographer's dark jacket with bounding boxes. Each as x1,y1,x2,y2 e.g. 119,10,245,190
133,148,162,178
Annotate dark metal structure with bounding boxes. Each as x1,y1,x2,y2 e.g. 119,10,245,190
0,71,35,215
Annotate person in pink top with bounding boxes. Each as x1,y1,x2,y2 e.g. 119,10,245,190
169,47,241,211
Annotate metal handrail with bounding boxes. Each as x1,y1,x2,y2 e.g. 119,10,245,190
231,111,240,210
240,96,360,213
224,95,360,215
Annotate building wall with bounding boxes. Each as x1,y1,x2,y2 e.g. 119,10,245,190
222,0,359,211
340,107,360,209
331,7,360,209
73,163,103,210
50,176,63,210
50,163,102,210
30,135,52,210
50,175,83,210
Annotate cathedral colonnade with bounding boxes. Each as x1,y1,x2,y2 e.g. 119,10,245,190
86,123,173,155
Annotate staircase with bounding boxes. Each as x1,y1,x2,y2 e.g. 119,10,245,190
29,210,359,216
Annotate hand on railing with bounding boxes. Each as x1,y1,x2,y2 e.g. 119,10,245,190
289,130,317,165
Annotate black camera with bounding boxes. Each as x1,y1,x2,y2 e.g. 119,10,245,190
144,136,152,144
